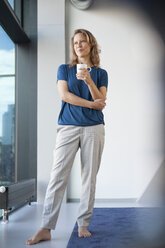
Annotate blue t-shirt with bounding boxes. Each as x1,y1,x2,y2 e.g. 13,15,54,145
57,64,108,126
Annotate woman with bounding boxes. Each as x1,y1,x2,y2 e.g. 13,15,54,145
26,28,108,245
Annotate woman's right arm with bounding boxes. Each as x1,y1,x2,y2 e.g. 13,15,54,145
57,80,106,110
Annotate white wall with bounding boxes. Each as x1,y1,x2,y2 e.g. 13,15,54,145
37,0,65,202
66,0,165,200
37,0,165,203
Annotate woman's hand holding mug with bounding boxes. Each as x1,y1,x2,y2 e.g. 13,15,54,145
76,64,92,85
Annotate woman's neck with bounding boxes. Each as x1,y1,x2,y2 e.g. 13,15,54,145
78,57,93,67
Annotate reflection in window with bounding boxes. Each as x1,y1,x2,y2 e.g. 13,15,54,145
0,26,15,187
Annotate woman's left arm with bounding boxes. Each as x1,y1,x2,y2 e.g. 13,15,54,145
76,68,107,100
88,82,107,100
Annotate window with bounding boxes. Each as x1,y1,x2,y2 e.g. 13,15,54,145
7,0,22,25
7,0,14,9
0,26,15,185
0,0,37,219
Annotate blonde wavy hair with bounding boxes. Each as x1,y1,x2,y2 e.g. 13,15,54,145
69,29,101,68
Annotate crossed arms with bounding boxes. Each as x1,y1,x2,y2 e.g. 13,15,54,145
57,80,107,111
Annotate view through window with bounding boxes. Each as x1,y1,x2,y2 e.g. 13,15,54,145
0,26,15,217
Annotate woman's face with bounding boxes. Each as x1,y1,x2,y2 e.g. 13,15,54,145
73,33,91,59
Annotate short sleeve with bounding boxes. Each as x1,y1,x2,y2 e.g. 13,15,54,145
98,69,108,89
57,64,68,81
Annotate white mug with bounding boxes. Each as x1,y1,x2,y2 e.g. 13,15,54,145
77,64,91,73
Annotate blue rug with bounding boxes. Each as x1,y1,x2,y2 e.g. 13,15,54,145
67,208,165,248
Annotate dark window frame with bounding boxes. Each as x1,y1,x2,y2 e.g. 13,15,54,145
0,0,29,43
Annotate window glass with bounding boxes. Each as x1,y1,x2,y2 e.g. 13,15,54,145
0,26,15,218
0,27,15,75
7,0,14,9
0,77,15,183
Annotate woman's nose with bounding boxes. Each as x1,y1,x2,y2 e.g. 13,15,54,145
77,42,82,47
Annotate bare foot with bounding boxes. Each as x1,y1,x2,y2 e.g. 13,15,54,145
26,228,51,245
78,226,92,238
